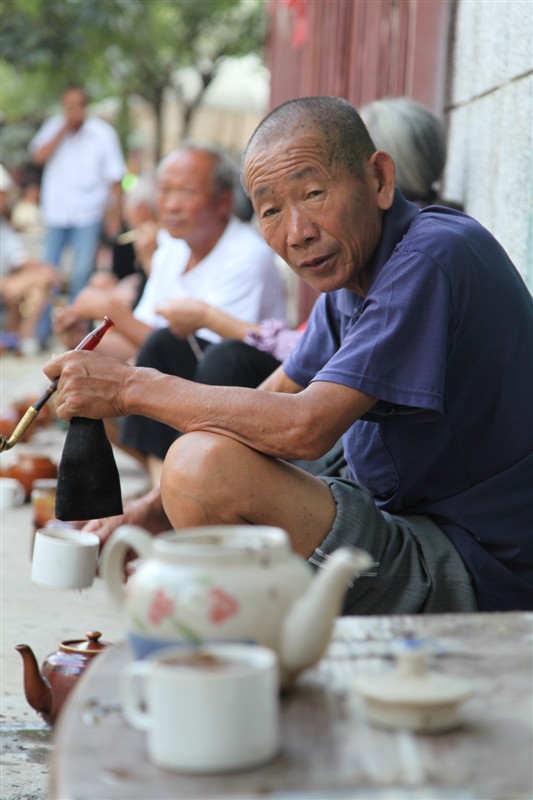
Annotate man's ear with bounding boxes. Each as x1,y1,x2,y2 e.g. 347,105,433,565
369,151,395,211
217,188,235,219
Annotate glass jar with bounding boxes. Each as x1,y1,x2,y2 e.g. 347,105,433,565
30,478,57,556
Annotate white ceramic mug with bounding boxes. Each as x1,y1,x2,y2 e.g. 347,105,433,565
31,527,100,590
120,644,280,773
0,477,25,509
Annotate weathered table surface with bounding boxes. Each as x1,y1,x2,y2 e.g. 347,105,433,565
51,612,533,799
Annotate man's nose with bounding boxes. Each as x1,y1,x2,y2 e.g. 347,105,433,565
162,190,183,211
286,207,319,248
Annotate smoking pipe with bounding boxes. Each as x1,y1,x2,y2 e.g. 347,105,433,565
0,317,115,453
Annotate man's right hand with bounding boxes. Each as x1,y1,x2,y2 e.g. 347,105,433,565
43,350,132,421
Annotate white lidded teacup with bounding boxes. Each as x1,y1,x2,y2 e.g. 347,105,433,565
31,527,100,590
0,477,25,509
120,643,280,773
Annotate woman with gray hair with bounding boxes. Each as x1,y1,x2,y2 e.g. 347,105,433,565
360,96,448,207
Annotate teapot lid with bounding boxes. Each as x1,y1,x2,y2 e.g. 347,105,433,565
353,638,473,732
59,631,111,655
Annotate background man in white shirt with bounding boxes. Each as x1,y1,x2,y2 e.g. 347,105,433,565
54,143,286,364
29,85,126,310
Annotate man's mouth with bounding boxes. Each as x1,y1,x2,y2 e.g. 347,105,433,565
298,253,335,270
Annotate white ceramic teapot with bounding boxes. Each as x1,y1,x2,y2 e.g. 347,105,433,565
100,525,372,686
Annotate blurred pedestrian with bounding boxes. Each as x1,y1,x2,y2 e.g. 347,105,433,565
29,85,126,341
0,164,61,354
10,164,44,260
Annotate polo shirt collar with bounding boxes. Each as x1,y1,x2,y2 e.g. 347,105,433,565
335,188,419,317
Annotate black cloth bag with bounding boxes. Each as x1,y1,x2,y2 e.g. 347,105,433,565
55,417,123,521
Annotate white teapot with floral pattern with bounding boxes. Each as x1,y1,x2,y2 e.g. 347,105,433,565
100,525,372,686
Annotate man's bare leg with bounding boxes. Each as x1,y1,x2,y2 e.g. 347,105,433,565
147,455,164,488
160,431,337,559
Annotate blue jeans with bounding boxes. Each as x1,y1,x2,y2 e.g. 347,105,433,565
37,221,102,344
44,220,102,299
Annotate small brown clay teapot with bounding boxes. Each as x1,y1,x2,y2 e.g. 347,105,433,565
16,631,111,725
6,451,57,502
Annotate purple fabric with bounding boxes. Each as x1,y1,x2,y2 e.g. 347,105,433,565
244,319,303,362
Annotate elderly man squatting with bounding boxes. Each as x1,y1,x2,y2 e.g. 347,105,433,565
44,97,533,614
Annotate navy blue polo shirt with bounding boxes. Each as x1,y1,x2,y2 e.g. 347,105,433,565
284,190,533,611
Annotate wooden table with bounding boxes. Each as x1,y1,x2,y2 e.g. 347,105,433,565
51,612,533,799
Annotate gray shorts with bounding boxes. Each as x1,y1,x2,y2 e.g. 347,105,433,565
310,477,477,615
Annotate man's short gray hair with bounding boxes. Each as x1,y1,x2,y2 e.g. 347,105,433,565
242,96,376,192
157,142,236,196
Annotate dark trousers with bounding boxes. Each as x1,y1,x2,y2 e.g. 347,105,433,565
120,329,280,460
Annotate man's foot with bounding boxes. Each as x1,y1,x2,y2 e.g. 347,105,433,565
82,486,170,549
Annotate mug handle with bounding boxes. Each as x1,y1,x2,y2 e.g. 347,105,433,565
13,480,25,506
119,661,152,731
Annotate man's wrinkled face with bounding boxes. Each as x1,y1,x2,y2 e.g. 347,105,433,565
244,131,386,294
157,151,229,245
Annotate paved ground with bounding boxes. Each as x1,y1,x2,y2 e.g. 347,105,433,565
1,344,148,799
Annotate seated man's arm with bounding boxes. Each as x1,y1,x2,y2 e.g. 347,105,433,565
156,297,260,341
56,285,154,359
44,352,376,462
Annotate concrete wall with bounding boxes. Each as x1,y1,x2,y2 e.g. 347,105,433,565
442,0,532,290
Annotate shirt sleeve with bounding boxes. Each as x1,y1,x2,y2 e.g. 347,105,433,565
1,225,28,274
283,294,341,387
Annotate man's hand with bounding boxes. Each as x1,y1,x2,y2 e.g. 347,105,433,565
43,350,132,421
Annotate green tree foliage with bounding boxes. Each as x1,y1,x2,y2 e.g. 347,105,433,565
1,0,267,159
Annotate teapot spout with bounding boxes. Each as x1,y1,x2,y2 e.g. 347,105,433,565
15,644,53,723
280,547,372,683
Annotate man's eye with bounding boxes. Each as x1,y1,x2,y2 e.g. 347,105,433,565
262,207,278,219
306,190,323,199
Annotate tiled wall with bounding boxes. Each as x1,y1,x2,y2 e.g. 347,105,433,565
443,0,532,290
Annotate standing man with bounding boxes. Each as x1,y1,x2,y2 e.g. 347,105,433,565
29,85,126,308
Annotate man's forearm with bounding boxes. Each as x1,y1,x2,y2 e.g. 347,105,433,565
120,367,373,461
46,351,375,462
31,123,69,166
111,305,153,348
202,304,260,341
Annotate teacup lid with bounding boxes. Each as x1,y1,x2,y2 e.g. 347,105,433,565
355,639,473,728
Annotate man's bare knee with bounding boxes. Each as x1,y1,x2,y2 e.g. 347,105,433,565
163,431,241,488
162,431,255,507
160,432,255,528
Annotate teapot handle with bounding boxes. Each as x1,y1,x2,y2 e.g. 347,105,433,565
99,525,154,608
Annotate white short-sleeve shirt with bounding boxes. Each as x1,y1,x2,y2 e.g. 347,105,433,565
29,115,126,227
0,220,28,276
134,218,287,343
